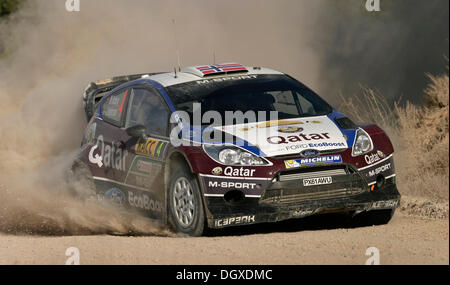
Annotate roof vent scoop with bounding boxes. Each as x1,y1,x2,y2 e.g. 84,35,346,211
181,63,248,78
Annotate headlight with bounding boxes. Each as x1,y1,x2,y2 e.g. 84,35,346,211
352,128,374,156
203,144,268,166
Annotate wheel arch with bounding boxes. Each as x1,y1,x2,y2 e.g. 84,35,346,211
164,150,196,189
164,150,208,235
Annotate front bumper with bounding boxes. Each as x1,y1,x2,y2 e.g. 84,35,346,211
201,164,401,229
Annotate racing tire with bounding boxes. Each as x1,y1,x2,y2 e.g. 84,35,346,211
353,209,395,226
167,163,205,237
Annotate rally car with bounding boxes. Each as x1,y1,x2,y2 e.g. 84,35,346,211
71,63,401,236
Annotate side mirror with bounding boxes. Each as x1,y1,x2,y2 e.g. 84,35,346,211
126,125,147,139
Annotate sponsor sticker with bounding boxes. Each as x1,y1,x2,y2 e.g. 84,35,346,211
300,149,319,158
284,155,342,169
94,136,128,171
278,126,303,133
208,181,258,189
196,74,258,85
128,191,162,212
365,151,385,165
267,133,331,145
377,150,386,158
88,144,103,167
258,120,303,128
135,138,167,158
212,167,223,175
238,120,304,132
224,166,255,177
292,209,314,217
214,215,256,227
211,166,256,177
303,176,332,186
283,142,346,152
129,157,159,176
105,188,126,205
137,160,152,173
371,200,399,209
368,163,392,177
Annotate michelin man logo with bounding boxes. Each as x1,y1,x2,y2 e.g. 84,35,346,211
89,145,103,168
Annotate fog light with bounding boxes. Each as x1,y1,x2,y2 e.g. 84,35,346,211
376,175,385,189
224,190,245,205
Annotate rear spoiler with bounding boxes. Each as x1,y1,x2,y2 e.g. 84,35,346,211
82,72,163,121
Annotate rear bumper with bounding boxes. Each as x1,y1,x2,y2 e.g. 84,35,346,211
204,177,400,229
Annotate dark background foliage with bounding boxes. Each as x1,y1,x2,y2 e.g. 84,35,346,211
0,0,22,17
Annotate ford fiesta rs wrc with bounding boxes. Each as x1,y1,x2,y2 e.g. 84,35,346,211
71,63,401,236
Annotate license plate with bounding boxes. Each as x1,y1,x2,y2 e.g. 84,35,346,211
303,176,332,186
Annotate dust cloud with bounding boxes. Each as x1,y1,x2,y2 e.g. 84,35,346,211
0,0,326,235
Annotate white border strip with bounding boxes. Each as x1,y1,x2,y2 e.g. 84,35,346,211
367,174,396,186
204,194,261,198
93,176,151,193
358,154,393,171
199,174,271,181
385,174,396,180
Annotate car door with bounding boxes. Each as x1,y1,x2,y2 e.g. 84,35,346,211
89,87,131,206
119,86,171,219
94,87,130,181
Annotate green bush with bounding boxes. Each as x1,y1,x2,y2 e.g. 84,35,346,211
0,0,22,17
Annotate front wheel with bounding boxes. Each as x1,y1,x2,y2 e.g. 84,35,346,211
168,164,205,236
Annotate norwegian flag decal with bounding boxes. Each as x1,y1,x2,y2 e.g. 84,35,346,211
196,64,248,75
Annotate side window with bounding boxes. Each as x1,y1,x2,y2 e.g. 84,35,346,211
126,88,170,137
102,89,129,126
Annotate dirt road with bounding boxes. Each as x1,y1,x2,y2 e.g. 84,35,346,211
0,213,447,265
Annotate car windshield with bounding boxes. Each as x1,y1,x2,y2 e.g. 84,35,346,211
165,74,333,126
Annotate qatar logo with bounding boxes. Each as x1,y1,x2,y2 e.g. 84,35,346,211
300,149,320,158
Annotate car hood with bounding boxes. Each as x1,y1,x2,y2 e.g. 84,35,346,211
212,116,348,157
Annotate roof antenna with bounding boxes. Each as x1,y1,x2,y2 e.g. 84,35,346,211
172,19,182,76
174,67,178,78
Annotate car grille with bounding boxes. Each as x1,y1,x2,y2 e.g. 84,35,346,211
260,165,368,204
279,168,346,182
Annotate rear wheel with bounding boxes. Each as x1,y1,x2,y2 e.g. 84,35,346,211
168,163,205,236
